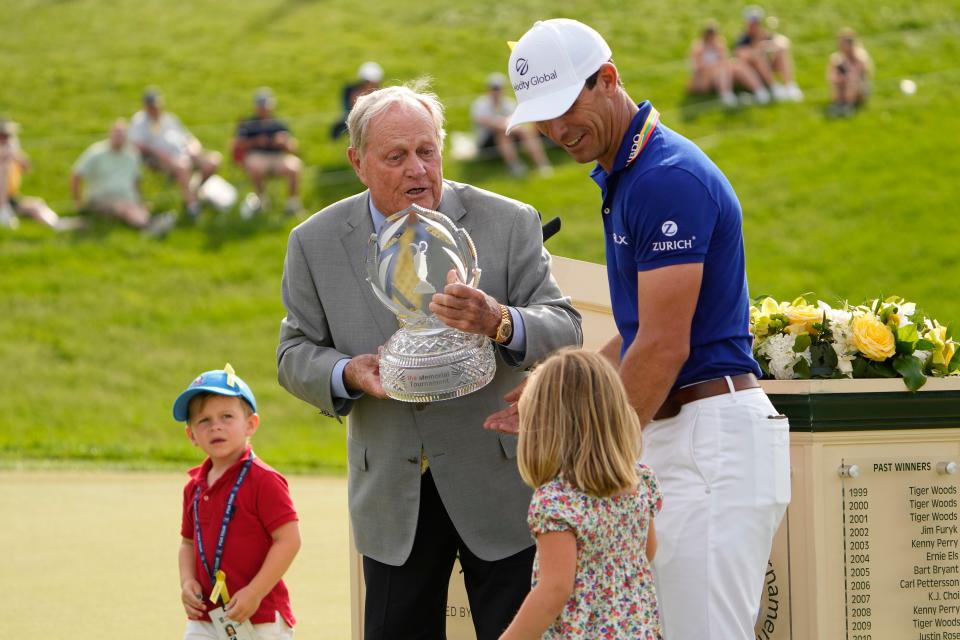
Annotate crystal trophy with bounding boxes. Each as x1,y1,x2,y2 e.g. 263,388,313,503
367,204,496,402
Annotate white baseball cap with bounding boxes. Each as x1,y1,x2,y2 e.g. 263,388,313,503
505,19,612,133
358,61,384,83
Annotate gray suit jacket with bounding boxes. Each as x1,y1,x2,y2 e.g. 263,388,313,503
277,180,582,565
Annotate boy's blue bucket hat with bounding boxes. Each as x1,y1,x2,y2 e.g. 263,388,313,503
173,363,257,422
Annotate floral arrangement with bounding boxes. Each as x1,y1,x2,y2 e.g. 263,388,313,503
750,295,959,391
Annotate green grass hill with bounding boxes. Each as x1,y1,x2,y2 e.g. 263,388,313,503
2,0,958,471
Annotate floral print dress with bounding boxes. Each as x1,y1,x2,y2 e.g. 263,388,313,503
528,463,663,639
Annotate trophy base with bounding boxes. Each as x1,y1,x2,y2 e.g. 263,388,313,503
380,324,496,403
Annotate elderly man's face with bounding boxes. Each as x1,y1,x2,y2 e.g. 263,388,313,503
349,103,443,215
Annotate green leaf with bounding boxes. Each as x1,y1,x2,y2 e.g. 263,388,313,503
915,339,936,350
893,355,927,391
852,355,869,378
793,334,812,352
810,342,839,378
896,341,915,356
756,355,771,378
793,358,811,379
897,324,919,344
852,355,898,379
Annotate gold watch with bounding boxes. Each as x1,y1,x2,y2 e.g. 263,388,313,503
494,304,514,345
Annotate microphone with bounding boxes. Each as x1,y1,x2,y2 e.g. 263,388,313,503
541,216,562,243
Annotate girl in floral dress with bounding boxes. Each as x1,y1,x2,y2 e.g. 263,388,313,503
499,349,662,640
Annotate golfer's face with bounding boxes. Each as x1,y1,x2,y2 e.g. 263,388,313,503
536,85,611,165
352,103,443,215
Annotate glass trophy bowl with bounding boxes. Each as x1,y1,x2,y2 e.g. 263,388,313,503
367,204,496,402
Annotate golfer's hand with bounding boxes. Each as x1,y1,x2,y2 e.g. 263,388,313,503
344,353,387,399
181,578,206,619
483,379,527,434
430,269,501,337
224,586,262,624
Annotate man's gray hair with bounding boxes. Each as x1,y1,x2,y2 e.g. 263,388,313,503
347,79,446,154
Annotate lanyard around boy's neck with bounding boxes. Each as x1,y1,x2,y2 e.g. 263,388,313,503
193,450,256,604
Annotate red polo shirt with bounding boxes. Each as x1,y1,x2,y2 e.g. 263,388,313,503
181,446,298,626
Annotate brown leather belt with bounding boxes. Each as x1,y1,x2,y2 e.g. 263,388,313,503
652,373,760,421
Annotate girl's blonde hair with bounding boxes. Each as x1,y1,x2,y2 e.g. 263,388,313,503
517,348,642,497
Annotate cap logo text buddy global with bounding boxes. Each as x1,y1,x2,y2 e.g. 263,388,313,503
512,70,558,93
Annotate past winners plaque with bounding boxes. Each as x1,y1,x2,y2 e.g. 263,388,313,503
838,457,960,639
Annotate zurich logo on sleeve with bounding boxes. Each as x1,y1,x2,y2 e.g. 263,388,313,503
652,220,694,251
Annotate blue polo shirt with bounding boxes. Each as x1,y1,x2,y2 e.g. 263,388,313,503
590,101,760,391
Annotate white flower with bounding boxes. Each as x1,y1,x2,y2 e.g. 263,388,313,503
760,333,801,379
837,355,854,375
914,350,931,364
823,306,855,360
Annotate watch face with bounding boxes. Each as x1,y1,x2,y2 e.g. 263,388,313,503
497,309,513,343
366,205,481,323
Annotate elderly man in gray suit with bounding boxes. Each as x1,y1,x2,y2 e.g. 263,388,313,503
276,82,582,639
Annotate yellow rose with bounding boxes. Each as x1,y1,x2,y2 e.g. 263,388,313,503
785,304,822,335
925,322,957,367
851,314,896,361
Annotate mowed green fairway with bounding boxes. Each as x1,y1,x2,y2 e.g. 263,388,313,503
1,0,959,470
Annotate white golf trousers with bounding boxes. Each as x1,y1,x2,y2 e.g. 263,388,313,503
641,385,790,640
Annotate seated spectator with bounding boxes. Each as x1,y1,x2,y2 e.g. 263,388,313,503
734,5,803,102
827,28,874,117
128,88,221,218
71,119,175,236
0,119,80,231
232,88,303,216
470,73,552,177
330,61,383,139
689,20,770,106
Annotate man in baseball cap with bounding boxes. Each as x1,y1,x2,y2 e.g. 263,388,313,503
506,19,611,136
495,18,790,639
330,61,385,139
232,87,303,216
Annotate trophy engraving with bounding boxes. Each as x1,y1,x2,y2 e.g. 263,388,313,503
367,204,496,402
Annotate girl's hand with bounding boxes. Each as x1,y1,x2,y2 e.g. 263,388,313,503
483,379,526,434
180,579,206,619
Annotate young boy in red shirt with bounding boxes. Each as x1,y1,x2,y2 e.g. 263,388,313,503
174,364,301,640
